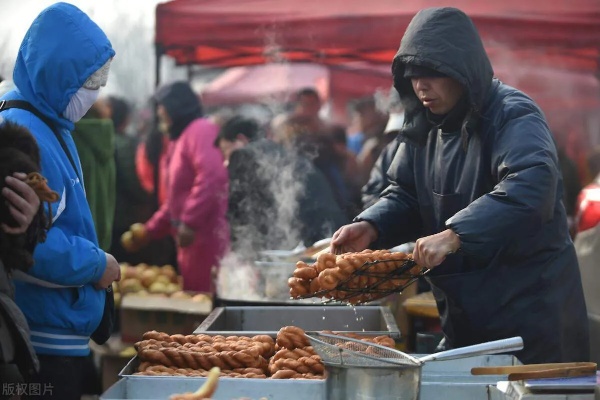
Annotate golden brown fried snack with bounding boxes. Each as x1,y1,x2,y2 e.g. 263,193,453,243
25,172,59,202
293,261,318,280
288,277,310,298
138,347,266,371
276,326,310,350
268,356,325,375
271,347,317,361
270,370,324,379
169,367,220,400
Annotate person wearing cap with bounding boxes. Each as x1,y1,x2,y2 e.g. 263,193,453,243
125,82,229,293
0,3,120,398
331,7,588,364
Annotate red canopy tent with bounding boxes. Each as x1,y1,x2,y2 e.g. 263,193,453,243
155,0,600,175
199,62,393,121
155,0,600,70
200,63,330,106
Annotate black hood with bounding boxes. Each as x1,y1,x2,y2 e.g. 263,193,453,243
392,7,494,146
155,81,203,140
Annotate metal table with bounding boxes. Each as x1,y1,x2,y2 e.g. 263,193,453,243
488,376,597,400
194,305,401,339
102,355,519,399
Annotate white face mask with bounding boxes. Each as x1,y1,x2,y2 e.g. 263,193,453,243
63,87,100,122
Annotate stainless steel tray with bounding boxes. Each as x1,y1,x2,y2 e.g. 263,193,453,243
524,372,599,392
193,306,400,338
119,352,519,378
107,355,522,400
119,356,142,377
489,381,597,400
101,376,325,400
101,378,495,400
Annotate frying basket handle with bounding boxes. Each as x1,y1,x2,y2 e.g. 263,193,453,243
418,337,523,363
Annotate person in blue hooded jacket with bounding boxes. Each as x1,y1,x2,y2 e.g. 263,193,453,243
0,3,121,398
331,7,589,364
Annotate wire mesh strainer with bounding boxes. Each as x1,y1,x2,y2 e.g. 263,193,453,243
306,332,422,368
308,332,524,369
297,256,430,304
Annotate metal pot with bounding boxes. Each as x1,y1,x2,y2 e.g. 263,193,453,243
327,363,421,400
323,336,524,400
253,260,297,300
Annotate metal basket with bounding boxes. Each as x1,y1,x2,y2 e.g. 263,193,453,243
298,257,430,304
306,332,421,368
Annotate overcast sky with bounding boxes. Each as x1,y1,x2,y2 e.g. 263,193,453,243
1,0,161,52
0,0,171,105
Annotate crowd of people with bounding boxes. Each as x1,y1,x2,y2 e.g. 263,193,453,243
0,2,598,399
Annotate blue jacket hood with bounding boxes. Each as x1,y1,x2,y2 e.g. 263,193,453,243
12,2,115,131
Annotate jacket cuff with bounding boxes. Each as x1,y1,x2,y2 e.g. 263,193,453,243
92,250,107,283
353,216,386,250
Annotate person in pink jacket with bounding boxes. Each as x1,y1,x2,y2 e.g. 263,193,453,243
141,82,229,292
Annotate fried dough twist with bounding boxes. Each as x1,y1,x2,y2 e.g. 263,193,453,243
276,326,311,350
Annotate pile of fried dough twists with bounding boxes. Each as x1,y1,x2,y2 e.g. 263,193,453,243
136,327,395,382
289,250,419,303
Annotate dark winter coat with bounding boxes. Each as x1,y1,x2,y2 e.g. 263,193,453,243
0,260,39,382
357,7,589,364
228,139,347,255
361,135,400,209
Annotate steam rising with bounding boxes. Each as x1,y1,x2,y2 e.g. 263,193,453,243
216,136,336,300
228,143,307,258
485,41,600,150
216,251,263,301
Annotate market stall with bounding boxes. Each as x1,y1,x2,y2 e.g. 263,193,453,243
103,354,526,400
101,327,598,399
98,1,600,397
101,247,599,399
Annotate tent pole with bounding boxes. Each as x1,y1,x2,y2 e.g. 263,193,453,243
155,44,162,88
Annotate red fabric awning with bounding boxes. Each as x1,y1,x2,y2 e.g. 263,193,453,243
201,63,330,106
156,0,600,164
156,0,600,73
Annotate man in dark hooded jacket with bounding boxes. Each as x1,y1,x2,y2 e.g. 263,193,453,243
332,7,589,364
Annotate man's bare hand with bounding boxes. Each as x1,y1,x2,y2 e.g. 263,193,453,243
330,221,378,254
95,253,121,289
2,173,41,234
413,229,461,269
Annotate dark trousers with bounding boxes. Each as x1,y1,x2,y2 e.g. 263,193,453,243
0,364,24,400
24,354,87,400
